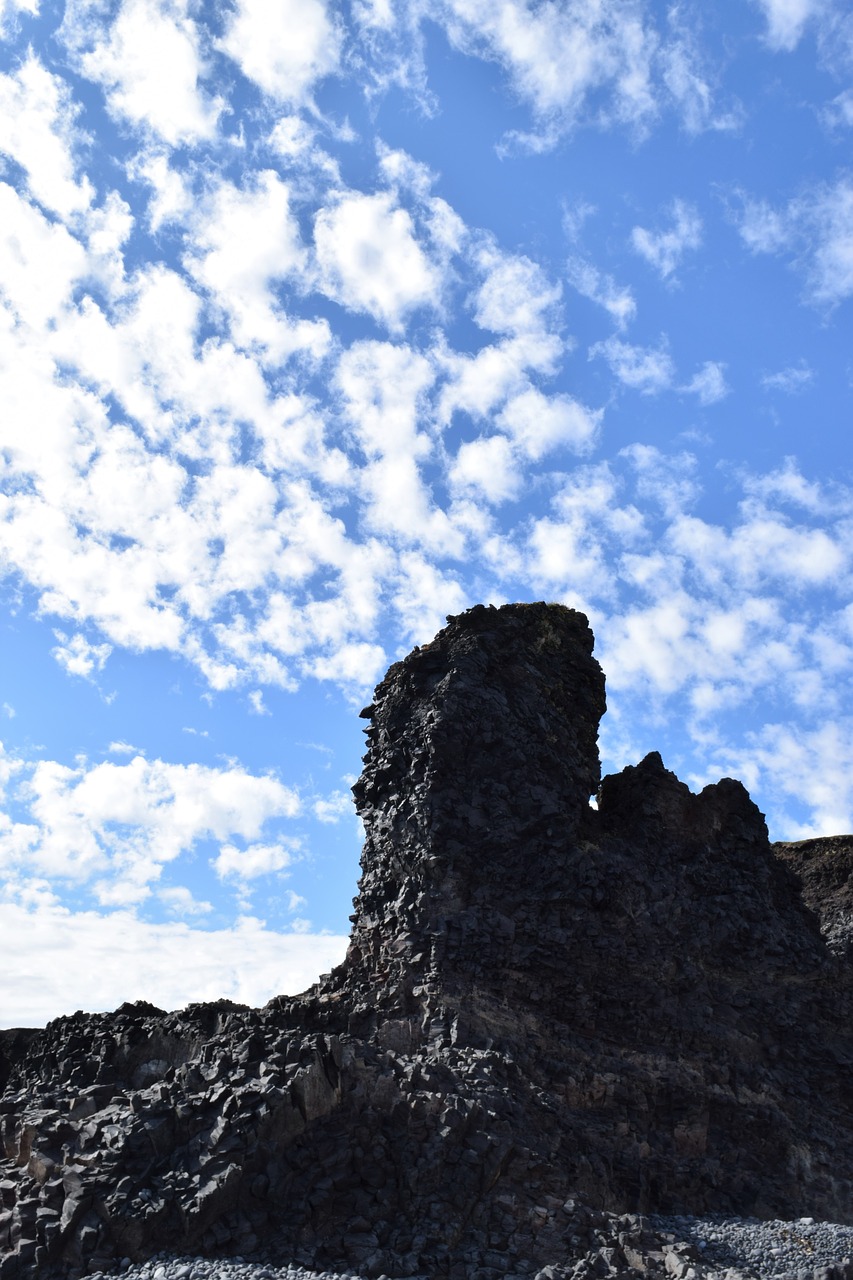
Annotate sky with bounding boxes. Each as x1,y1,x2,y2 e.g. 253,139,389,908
0,0,851,1027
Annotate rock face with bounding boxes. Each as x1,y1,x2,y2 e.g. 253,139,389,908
1,602,853,1280
774,836,853,961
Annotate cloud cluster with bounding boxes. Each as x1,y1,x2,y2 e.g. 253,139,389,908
0,904,347,1026
0,24,846,844
351,0,745,144
0,65,613,696
631,200,703,282
0,0,851,1026
737,176,853,305
0,749,301,909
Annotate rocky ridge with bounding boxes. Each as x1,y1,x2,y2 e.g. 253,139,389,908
1,603,852,1280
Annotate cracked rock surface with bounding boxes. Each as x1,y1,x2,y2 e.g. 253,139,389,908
1,602,852,1280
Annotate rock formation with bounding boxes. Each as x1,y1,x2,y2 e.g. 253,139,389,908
1,602,852,1280
774,836,853,961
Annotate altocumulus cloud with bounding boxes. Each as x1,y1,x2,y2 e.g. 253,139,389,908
1,0,852,1023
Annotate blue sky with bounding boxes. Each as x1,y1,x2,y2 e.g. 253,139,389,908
1,0,851,1026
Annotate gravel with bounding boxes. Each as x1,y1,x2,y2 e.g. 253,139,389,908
647,1214,853,1280
82,1214,853,1280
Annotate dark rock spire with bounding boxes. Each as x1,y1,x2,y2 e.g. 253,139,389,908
346,602,605,1012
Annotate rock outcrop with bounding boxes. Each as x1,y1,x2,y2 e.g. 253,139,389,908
1,602,852,1280
774,836,853,961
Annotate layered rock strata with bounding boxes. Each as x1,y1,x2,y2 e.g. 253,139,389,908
1,602,852,1280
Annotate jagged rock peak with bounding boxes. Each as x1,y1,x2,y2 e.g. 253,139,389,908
346,602,605,997
354,601,605,834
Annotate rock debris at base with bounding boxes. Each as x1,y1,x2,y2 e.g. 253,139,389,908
2,603,853,1280
82,1213,853,1280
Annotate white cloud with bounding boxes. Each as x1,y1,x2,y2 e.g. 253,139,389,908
304,639,388,688
562,199,596,242
660,25,742,135
716,718,853,837
473,241,562,337
590,336,675,393
742,459,829,511
0,0,38,38
314,190,441,330
353,0,395,30
438,338,554,425
354,0,747,147
269,115,317,159
214,840,297,880
73,0,223,145
630,199,702,280
524,464,641,604
312,789,353,823
497,386,601,459
527,515,608,598
391,551,468,644
761,362,814,393
622,443,700,517
336,339,463,551
752,0,822,51
85,189,133,294
219,0,341,103
337,339,433,457
0,53,93,218
824,88,853,128
434,245,567,429
187,171,326,362
553,461,644,540
52,630,112,678
736,195,791,254
438,0,658,142
797,178,853,304
736,176,853,305
159,884,211,916
566,255,636,328
437,243,567,428
248,689,270,716
450,434,521,504
0,181,87,327
680,360,729,405
0,753,301,906
602,593,715,696
672,507,847,590
128,149,192,231
0,904,348,1026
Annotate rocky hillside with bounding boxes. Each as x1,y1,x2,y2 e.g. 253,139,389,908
1,603,852,1280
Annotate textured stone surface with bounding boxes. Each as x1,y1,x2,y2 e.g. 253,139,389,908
774,836,853,961
1,602,852,1280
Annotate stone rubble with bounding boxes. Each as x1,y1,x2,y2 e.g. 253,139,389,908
74,1212,853,1280
1,603,852,1280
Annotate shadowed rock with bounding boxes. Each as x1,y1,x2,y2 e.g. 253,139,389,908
1,602,852,1280
774,834,853,961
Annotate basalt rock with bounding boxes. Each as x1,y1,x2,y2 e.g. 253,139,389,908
1,602,852,1280
774,835,853,961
